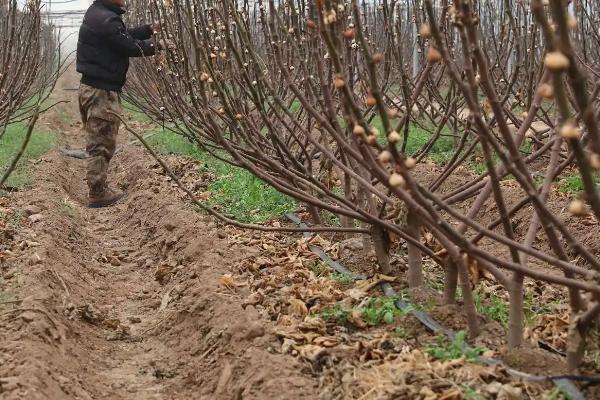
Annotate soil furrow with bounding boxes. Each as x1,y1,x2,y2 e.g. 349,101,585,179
0,68,318,400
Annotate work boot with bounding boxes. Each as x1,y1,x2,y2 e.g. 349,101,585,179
88,187,125,208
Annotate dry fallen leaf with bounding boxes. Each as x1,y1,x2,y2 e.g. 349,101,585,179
299,344,327,362
498,384,522,400
298,317,326,333
220,274,243,288
419,386,437,400
348,309,367,328
288,298,309,317
242,292,263,308
438,388,462,400
103,318,121,330
313,336,338,347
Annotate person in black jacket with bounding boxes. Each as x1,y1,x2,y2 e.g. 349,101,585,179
76,0,170,208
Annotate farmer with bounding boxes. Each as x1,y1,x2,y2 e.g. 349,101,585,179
76,0,171,208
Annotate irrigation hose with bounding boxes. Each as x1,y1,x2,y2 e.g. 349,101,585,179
285,213,592,399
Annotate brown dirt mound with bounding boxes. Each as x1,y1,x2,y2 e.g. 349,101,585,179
0,70,318,400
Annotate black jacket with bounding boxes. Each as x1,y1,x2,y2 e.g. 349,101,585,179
76,0,155,92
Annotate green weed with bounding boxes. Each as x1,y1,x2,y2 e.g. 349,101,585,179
474,289,551,328
8,208,24,229
316,303,352,324
595,354,600,371
319,209,340,226
471,162,487,175
473,290,509,327
523,291,554,326
208,170,296,223
543,387,572,400
556,173,600,194
428,277,445,292
463,386,488,400
520,141,532,156
370,117,455,158
393,326,409,338
123,100,154,123
0,290,12,304
316,296,414,326
429,149,456,165
60,199,77,218
330,272,355,285
309,261,329,277
0,123,55,187
0,278,12,304
288,99,302,113
361,296,413,326
146,130,203,158
558,175,585,193
425,331,487,361
145,130,296,223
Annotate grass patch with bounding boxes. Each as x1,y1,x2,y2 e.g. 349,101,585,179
558,175,584,193
474,289,509,327
122,100,154,123
471,162,487,175
7,208,24,229
309,261,330,277
524,291,554,326
425,331,487,361
330,271,355,285
316,296,414,326
544,387,574,400
556,172,600,194
207,168,296,223
463,386,488,400
316,303,351,324
59,199,78,218
146,129,203,158
146,130,296,223
0,123,55,188
473,289,551,328
0,281,13,304
361,296,412,325
370,117,455,160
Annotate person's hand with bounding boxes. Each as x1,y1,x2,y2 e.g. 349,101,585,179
157,38,176,51
151,21,161,34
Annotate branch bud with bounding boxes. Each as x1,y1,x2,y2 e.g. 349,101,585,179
387,109,399,119
427,47,442,63
568,199,587,216
560,122,580,140
538,83,554,99
544,51,570,71
388,130,401,144
590,153,600,170
366,135,378,145
353,124,366,136
419,23,432,38
366,95,377,107
389,173,406,188
373,53,384,64
567,15,577,31
378,150,392,163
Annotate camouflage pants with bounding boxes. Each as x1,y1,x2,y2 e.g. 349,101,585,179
78,83,122,195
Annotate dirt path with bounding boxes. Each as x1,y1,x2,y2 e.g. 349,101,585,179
0,68,318,399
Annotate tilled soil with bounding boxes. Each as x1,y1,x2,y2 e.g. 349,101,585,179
3,70,600,400
0,71,318,399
